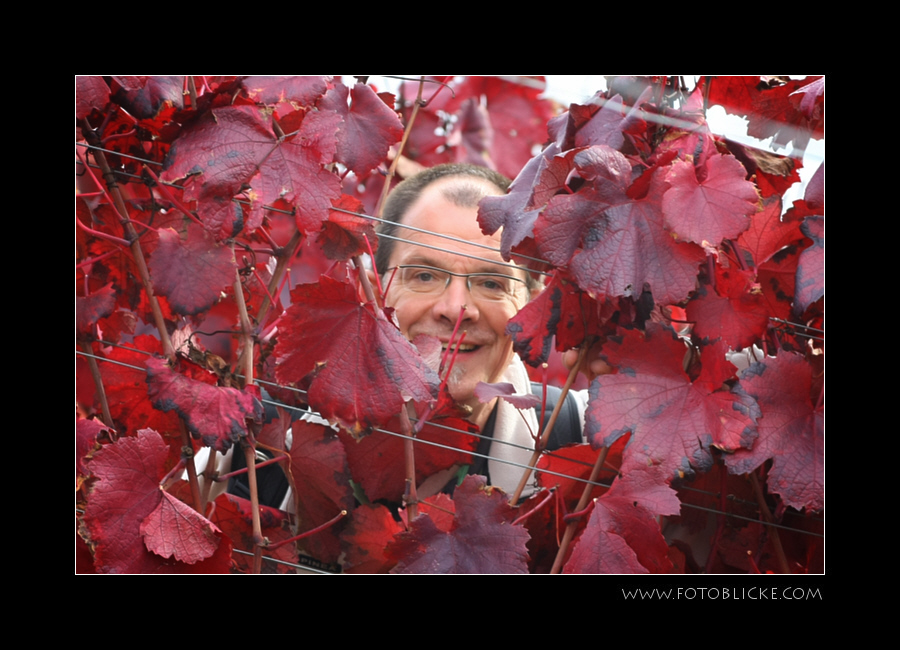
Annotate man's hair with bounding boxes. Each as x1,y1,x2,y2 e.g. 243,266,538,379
375,163,538,289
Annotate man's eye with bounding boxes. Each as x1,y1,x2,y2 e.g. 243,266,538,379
413,272,436,283
474,277,506,293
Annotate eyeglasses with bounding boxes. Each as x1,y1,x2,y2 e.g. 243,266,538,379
390,265,527,302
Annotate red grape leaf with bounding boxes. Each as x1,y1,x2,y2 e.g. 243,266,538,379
707,76,761,117
662,154,759,245
339,416,477,503
210,493,298,574
564,460,678,574
475,77,556,180
650,111,717,169
340,504,404,574
387,475,530,574
668,462,757,543
757,243,802,323
148,225,236,316
275,275,438,436
693,339,742,391
401,108,452,167
446,76,555,179
687,267,770,350
725,353,823,511
76,282,116,335
804,162,824,211
536,437,626,507
504,275,562,367
574,92,648,151
749,76,823,148
535,146,632,267
242,75,332,106
584,324,757,481
285,421,354,564
161,105,341,240
318,82,403,176
795,215,823,312
76,76,110,119
707,76,820,147
110,76,184,120
711,76,824,150
83,429,231,573
256,410,291,451
145,357,263,452
506,272,608,366
99,336,181,436
141,490,222,564
790,77,824,132
477,143,559,261
76,417,112,485
450,98,493,168
415,493,457,532
535,154,705,305
96,309,137,345
737,196,803,267
726,142,802,199
316,194,377,260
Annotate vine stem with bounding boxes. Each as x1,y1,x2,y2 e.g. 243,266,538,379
749,470,791,574
549,445,610,574
702,76,713,113
375,76,425,219
233,264,255,385
216,453,286,481
256,229,302,325
540,362,549,431
511,488,555,527
178,420,204,511
142,164,206,229
78,119,174,360
76,215,131,248
81,118,201,509
187,76,198,109
266,510,347,550
199,448,218,515
400,405,418,521
242,443,264,574
251,267,279,312
79,339,114,428
76,247,123,270
233,258,265,573
255,224,279,251
509,345,588,506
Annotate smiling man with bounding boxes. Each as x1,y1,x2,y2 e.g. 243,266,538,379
374,164,586,494
226,164,587,509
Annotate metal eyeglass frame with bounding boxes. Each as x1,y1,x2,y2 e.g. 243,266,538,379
389,264,527,301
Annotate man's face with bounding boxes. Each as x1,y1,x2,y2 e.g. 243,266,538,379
382,178,531,414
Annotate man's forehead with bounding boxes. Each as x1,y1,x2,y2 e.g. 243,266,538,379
385,174,527,277
400,252,510,274
408,175,505,211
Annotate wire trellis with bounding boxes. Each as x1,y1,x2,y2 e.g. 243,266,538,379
75,347,824,540
76,82,824,571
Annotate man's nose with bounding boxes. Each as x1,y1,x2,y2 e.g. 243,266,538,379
432,276,479,324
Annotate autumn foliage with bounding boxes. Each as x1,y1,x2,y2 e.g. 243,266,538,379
76,75,823,574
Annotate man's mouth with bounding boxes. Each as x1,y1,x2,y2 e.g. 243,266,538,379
442,343,480,353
